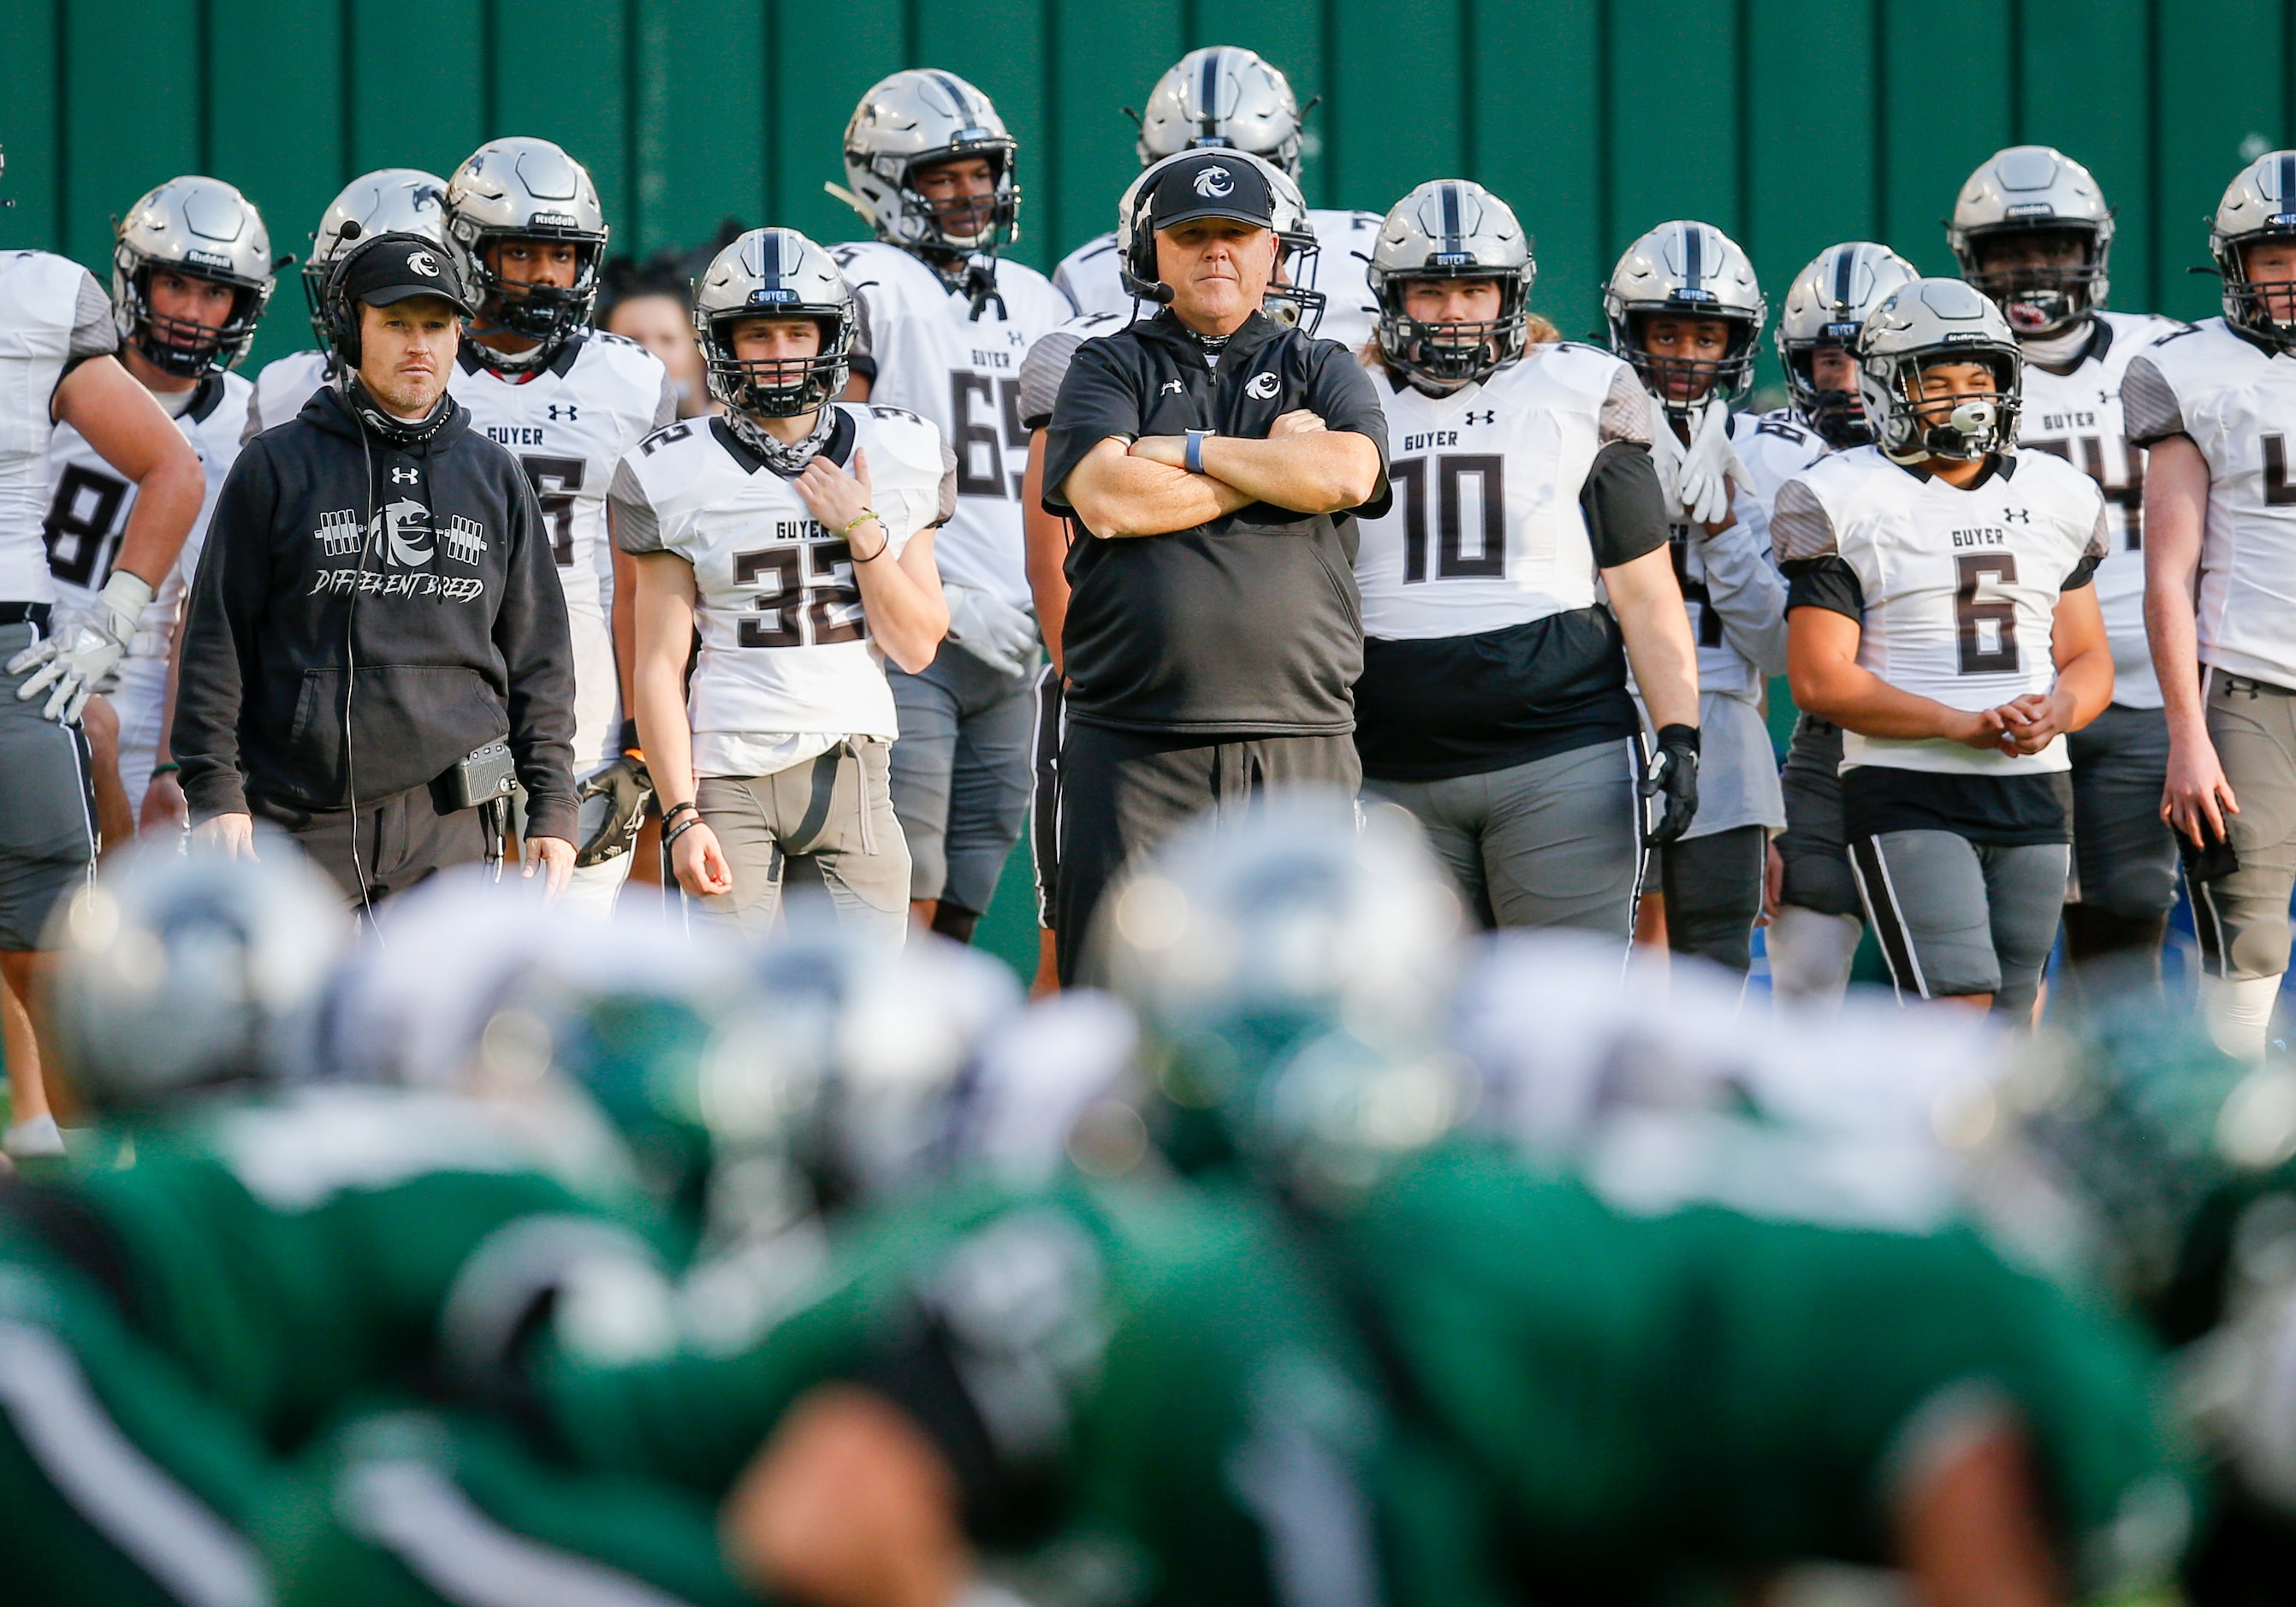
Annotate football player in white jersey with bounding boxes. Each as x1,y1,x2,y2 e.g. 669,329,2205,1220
444,137,677,911
1351,181,1700,942
1777,279,2113,1021
1017,152,1326,992
829,69,1073,946
2133,149,2296,1058
1951,145,2187,986
1605,221,1787,977
1763,242,1920,1007
1051,45,1382,353
243,169,448,442
42,177,270,845
615,229,951,941
0,239,205,1155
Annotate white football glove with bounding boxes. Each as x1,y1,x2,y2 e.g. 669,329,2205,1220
942,583,1040,679
9,569,154,724
1676,397,1747,531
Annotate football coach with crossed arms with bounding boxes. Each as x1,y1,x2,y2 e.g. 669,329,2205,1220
1042,151,1391,980
175,233,579,906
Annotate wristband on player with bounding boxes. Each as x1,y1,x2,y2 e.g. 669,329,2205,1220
662,815,704,851
1184,430,1213,475
149,761,181,778
661,799,699,828
617,718,642,758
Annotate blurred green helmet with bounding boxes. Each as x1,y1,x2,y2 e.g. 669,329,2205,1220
1098,790,1472,1195
46,832,347,1112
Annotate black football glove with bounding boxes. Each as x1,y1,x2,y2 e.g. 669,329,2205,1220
1641,723,1701,845
575,750,655,869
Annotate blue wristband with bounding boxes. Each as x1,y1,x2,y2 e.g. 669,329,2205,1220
1184,430,1211,475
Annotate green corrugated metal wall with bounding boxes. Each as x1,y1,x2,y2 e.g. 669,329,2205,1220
7,0,2294,375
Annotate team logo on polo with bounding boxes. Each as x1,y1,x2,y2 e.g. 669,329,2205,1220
1193,165,1235,199
1246,371,1280,400
406,249,441,278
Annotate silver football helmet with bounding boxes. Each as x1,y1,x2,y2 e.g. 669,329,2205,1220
300,169,449,347
1605,219,1766,412
1856,277,2023,464
445,138,608,363
693,228,857,418
1369,179,1538,388
841,69,1020,256
2212,149,2296,350
111,175,275,378
1136,46,1305,175
1099,792,1470,1198
1114,149,1322,332
1949,145,2115,337
1775,241,1920,448
45,833,347,1112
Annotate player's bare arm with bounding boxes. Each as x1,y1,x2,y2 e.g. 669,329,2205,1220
1022,427,1071,675
51,358,204,588
1995,584,2112,755
1789,606,2006,750
1602,544,1702,732
2144,432,2234,843
630,549,733,899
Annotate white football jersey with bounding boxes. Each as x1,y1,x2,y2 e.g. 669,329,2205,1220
609,405,953,776
1773,447,2108,778
243,347,331,442
1052,207,1384,356
831,241,1073,612
44,370,250,654
1356,342,1643,641
2018,310,2182,709
1,253,111,603
2121,317,2296,691
450,331,676,770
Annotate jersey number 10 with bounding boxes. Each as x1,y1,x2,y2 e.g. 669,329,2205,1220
1391,455,1507,583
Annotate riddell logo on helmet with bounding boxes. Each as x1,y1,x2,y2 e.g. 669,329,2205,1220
1193,165,1236,199
185,250,233,272
530,212,578,228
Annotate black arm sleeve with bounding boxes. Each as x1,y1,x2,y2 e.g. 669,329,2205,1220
493,465,581,841
174,445,276,821
1782,555,1866,620
1579,439,1670,568
1040,338,1144,518
1302,343,1393,519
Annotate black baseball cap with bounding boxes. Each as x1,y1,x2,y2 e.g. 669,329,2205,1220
335,233,475,315
1145,152,1277,234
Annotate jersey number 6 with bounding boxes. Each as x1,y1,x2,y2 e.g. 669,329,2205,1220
1955,552,2020,675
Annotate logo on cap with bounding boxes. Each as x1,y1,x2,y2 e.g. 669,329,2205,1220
406,250,441,278
1193,165,1236,199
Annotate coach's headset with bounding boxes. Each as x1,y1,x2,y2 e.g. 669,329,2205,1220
319,227,465,367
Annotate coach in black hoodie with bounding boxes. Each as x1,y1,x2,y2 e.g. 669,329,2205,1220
176,234,578,904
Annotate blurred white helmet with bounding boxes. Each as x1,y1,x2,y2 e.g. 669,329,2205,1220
1855,277,2023,464
112,175,276,377
302,169,448,346
841,69,1019,255
1773,241,1919,447
1135,46,1305,175
1948,145,2114,336
2210,149,2296,350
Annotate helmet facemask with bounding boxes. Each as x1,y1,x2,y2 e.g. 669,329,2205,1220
1375,270,1530,388
125,264,267,379
888,144,1020,257
1957,222,2109,337
699,307,854,421
1868,347,2022,464
461,228,605,357
1261,227,1327,335
1620,306,1759,416
1782,329,1870,449
2221,232,2296,350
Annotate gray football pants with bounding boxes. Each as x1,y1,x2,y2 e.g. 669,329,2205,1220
1848,828,2068,1018
887,642,1036,916
2192,673,2296,981
689,739,909,943
1362,738,1644,942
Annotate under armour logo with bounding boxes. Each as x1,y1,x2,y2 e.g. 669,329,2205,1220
547,403,578,422
1160,378,1184,395
1193,165,1235,199
406,250,441,278
1464,408,1496,426
2003,507,2032,524
390,465,418,484
1245,371,1280,400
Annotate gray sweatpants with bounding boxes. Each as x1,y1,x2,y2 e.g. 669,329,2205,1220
887,642,1036,916
1362,738,1643,941
2193,672,2296,981
0,620,98,952
690,739,909,943
1848,828,2068,1018
2066,700,2178,918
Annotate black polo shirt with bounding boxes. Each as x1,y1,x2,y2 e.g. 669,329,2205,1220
1041,310,1391,736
